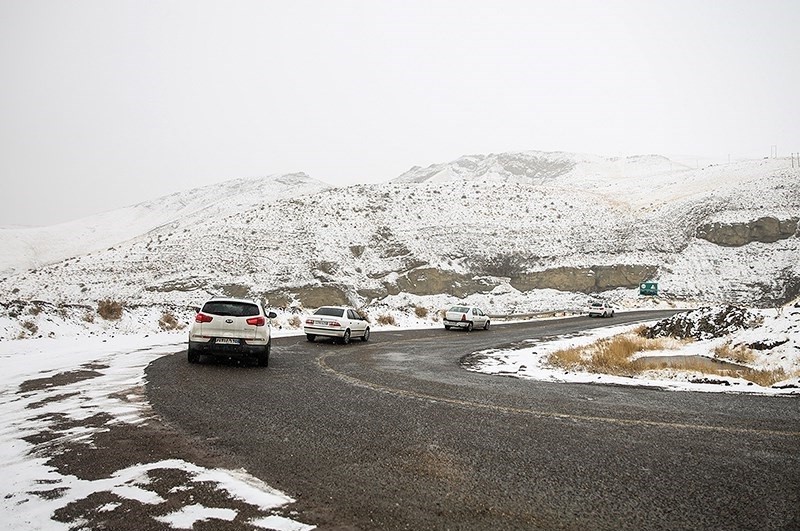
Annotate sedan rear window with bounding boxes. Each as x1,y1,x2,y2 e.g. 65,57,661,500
314,307,345,317
201,301,260,317
449,306,470,313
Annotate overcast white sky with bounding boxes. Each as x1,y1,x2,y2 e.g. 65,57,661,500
1,0,798,227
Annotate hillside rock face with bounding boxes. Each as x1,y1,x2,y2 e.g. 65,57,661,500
696,217,798,246
510,265,658,293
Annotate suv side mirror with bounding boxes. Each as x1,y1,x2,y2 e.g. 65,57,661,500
267,311,277,319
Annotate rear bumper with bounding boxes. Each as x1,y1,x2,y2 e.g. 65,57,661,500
443,319,471,329
188,339,269,357
303,326,345,338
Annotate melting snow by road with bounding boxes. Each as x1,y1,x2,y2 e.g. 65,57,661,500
0,331,314,531
469,306,800,395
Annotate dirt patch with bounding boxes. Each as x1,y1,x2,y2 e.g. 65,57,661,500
18,369,105,393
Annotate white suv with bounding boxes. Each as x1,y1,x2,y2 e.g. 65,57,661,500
587,300,615,318
188,297,277,366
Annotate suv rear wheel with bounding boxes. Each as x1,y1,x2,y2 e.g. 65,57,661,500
257,343,270,367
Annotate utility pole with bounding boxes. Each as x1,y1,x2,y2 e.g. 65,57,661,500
771,145,778,158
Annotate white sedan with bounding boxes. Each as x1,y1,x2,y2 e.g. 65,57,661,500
304,306,370,344
443,306,490,331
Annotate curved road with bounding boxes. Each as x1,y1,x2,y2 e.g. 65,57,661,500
147,311,800,530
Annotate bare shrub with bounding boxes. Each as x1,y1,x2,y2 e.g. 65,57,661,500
288,315,302,328
414,306,429,318
356,309,371,322
158,312,183,331
22,320,38,335
377,314,397,326
97,299,124,321
83,311,95,323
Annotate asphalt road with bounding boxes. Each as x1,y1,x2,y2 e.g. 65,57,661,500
146,311,800,530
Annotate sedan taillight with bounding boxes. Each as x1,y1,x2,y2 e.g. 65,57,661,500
195,313,213,323
247,316,266,326
461,314,466,321
328,320,341,327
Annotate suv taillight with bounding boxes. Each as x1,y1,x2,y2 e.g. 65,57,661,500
195,313,213,323
247,316,266,326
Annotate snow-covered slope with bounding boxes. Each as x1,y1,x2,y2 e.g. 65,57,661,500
0,153,798,331
0,173,329,276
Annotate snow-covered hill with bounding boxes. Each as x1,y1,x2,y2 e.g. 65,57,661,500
0,151,798,339
0,172,329,276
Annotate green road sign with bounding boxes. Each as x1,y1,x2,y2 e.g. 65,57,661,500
640,282,658,296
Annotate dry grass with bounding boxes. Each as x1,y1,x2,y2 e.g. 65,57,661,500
547,331,790,388
414,306,429,318
547,334,668,376
713,342,755,364
288,315,302,328
741,368,788,387
547,346,584,370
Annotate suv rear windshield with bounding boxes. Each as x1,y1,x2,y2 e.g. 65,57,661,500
201,301,260,317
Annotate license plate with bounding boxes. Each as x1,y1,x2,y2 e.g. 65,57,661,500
216,338,239,345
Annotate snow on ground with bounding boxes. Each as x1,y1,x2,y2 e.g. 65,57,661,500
1,302,798,529
0,331,314,531
468,306,800,396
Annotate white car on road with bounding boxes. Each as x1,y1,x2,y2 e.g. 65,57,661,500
587,300,615,317
304,306,370,344
443,306,490,331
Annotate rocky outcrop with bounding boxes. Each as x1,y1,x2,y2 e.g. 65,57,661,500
262,285,350,309
393,267,495,298
356,263,658,302
510,265,658,294
696,217,798,247
643,305,759,340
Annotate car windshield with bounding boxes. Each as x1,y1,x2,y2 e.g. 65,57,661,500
314,307,345,317
449,306,469,313
201,301,260,317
